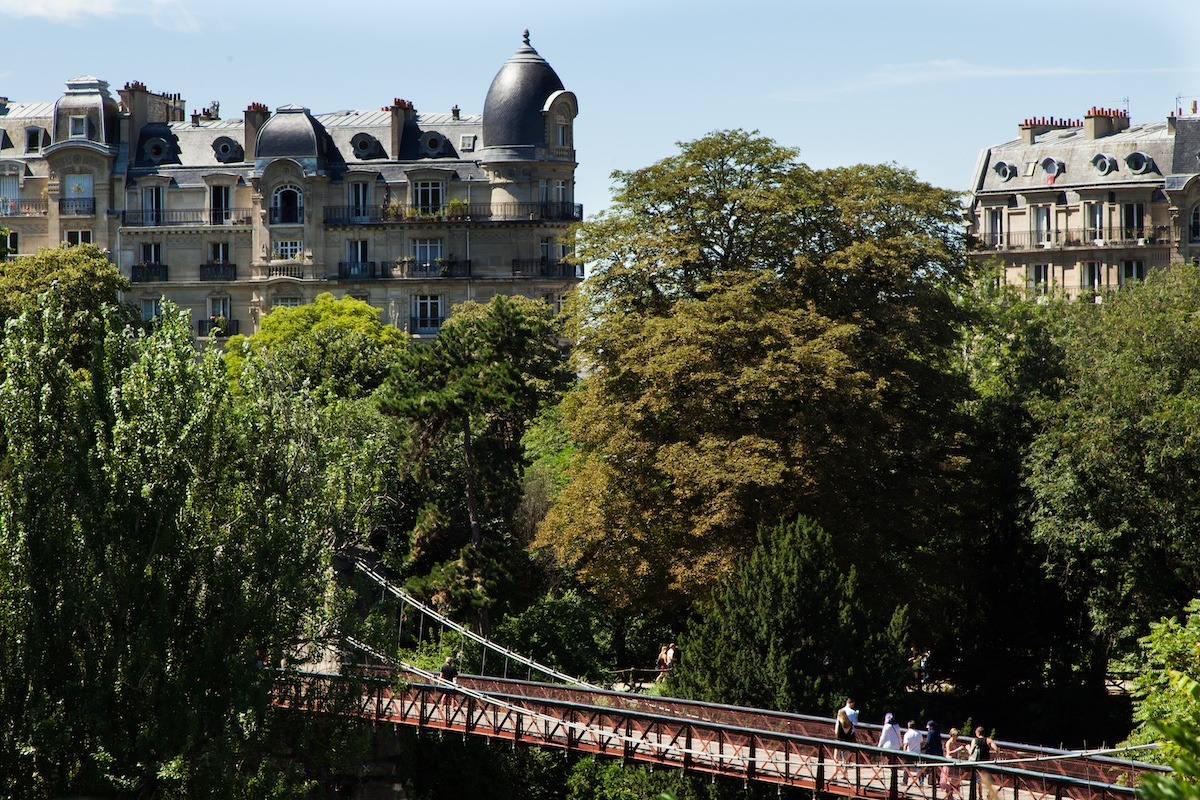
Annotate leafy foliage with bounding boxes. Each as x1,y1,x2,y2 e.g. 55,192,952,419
1026,265,1200,658
539,130,970,615
1127,599,1200,760
1136,673,1200,800
670,516,910,715
0,295,355,796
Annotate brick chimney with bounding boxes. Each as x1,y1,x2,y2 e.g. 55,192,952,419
244,102,269,157
1019,116,1081,145
1083,107,1130,139
386,98,415,159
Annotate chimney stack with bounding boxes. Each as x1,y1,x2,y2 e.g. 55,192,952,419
386,98,415,159
1019,115,1081,145
244,102,269,157
1084,107,1130,139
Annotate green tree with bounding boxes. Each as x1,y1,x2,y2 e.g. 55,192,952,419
539,130,970,615
1126,599,1200,761
1025,265,1200,672
670,516,910,715
0,243,130,366
378,295,571,625
0,297,351,797
1136,673,1200,799
226,291,407,399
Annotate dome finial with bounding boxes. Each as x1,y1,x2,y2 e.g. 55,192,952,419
522,28,530,46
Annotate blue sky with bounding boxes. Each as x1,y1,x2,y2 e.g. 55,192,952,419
2,0,1196,217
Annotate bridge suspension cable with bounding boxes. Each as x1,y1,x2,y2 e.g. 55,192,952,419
351,558,601,690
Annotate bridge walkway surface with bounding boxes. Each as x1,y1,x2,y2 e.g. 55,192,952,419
273,669,1164,799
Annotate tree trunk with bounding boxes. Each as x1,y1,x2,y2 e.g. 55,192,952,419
461,412,483,547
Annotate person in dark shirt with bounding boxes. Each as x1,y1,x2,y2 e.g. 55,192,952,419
439,656,459,684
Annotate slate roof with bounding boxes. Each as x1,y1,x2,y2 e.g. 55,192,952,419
482,31,564,148
975,120,1177,196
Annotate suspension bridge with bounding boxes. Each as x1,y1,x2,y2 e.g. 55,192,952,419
271,557,1166,798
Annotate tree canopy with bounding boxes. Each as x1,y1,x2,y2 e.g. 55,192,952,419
538,129,970,614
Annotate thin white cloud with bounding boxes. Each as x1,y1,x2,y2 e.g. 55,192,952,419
0,0,197,32
780,60,1195,102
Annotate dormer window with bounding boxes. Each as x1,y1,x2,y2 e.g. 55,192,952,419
993,161,1017,182
1092,154,1117,176
1125,151,1154,175
25,126,48,153
69,116,87,139
1040,157,1065,178
556,123,569,148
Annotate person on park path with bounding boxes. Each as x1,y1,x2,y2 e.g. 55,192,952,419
655,646,669,682
941,728,969,798
841,698,859,728
439,656,459,684
833,706,856,780
878,712,902,750
903,720,923,784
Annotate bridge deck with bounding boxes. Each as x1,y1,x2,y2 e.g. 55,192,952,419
273,671,1161,799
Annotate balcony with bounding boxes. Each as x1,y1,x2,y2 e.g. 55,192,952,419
198,317,240,337
0,198,48,217
59,197,95,216
132,262,169,282
122,208,253,227
972,225,1172,252
268,206,305,225
199,262,238,281
410,315,444,334
401,259,471,279
323,201,583,225
512,259,581,278
267,263,304,278
335,261,379,280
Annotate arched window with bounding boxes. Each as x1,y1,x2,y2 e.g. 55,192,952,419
270,184,303,224
1191,205,1200,243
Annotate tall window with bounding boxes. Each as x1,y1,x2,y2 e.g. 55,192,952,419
1032,263,1049,294
142,186,163,226
141,298,161,322
274,239,303,260
1033,206,1052,246
413,181,444,214
210,242,230,263
556,123,569,148
554,179,569,203
347,239,369,263
210,184,232,224
140,242,162,264
1084,261,1103,291
65,230,92,246
208,295,231,320
271,184,303,224
1085,202,1104,239
1191,205,1200,243
1121,203,1145,239
1,230,16,261
62,173,93,215
540,236,553,262
412,238,442,264
987,208,1004,247
1121,260,1145,285
0,174,18,209
538,179,551,205
349,182,371,220
412,295,443,332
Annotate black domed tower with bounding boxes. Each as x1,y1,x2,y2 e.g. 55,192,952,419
479,29,579,222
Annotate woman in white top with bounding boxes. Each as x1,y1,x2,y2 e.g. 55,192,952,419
877,712,902,749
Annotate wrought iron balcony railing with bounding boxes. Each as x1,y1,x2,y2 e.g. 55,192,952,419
323,201,583,225
512,259,582,278
131,262,169,282
0,198,47,217
335,261,379,280
199,262,237,281
972,225,1172,251
198,317,240,337
59,197,96,216
268,206,305,225
401,259,471,278
122,208,253,227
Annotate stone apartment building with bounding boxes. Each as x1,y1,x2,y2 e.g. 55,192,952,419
0,30,581,337
966,104,1200,297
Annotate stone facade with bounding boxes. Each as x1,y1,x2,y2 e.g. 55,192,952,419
966,104,1200,298
0,31,580,338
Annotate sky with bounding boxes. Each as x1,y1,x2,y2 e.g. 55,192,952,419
1,0,1197,218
